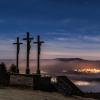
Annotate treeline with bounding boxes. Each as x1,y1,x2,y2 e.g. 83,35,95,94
0,62,18,74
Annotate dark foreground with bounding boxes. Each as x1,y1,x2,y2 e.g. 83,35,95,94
0,87,96,100
84,93,100,100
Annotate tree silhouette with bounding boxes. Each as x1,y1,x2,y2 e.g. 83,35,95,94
9,64,17,73
0,62,7,74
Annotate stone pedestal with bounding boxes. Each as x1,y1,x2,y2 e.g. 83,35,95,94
33,74,41,90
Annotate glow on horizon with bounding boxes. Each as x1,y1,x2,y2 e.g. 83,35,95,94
74,68,100,74
74,81,91,86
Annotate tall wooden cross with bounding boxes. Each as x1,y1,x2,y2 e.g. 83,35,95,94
34,35,44,75
23,32,33,74
13,37,23,73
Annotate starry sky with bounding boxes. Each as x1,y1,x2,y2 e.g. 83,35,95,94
0,0,100,60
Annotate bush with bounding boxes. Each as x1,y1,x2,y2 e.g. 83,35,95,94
9,64,17,73
0,62,7,74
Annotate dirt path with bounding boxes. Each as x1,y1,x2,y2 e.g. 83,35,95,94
0,88,96,100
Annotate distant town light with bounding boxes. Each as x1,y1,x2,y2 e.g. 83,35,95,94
74,81,90,86
74,68,100,74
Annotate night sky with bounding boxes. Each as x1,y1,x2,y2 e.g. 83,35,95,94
0,0,100,60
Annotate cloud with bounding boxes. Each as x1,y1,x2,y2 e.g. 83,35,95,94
54,33,100,43
83,35,100,42
55,36,78,42
41,49,100,60
0,39,15,59
0,31,100,60
56,37,67,41
60,18,72,24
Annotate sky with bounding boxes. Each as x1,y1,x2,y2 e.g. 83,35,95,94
0,0,100,60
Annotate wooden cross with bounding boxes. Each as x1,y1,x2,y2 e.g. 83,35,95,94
13,37,23,73
23,32,33,74
34,35,44,75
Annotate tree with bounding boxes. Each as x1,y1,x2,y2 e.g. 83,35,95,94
9,64,17,73
0,62,7,74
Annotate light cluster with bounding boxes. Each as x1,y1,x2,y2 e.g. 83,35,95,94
74,68,100,74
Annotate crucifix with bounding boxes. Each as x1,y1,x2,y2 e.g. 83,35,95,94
13,37,23,73
34,35,44,75
23,32,33,74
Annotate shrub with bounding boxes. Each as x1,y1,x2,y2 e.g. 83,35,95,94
0,62,7,74
9,64,17,73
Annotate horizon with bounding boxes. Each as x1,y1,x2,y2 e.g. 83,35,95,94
0,57,100,61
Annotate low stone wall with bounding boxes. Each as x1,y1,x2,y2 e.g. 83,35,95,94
10,74,34,88
9,74,56,91
0,73,10,86
0,73,84,96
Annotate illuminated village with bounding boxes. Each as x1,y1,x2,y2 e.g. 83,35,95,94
74,68,100,74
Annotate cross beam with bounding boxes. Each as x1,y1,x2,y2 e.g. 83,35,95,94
34,35,44,75
23,32,33,74
13,37,23,73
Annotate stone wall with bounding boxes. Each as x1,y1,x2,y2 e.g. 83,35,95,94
10,74,56,91
10,74,33,88
0,73,10,86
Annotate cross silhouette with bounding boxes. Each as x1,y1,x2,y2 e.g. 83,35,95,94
34,35,44,75
13,37,23,73
23,32,33,74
